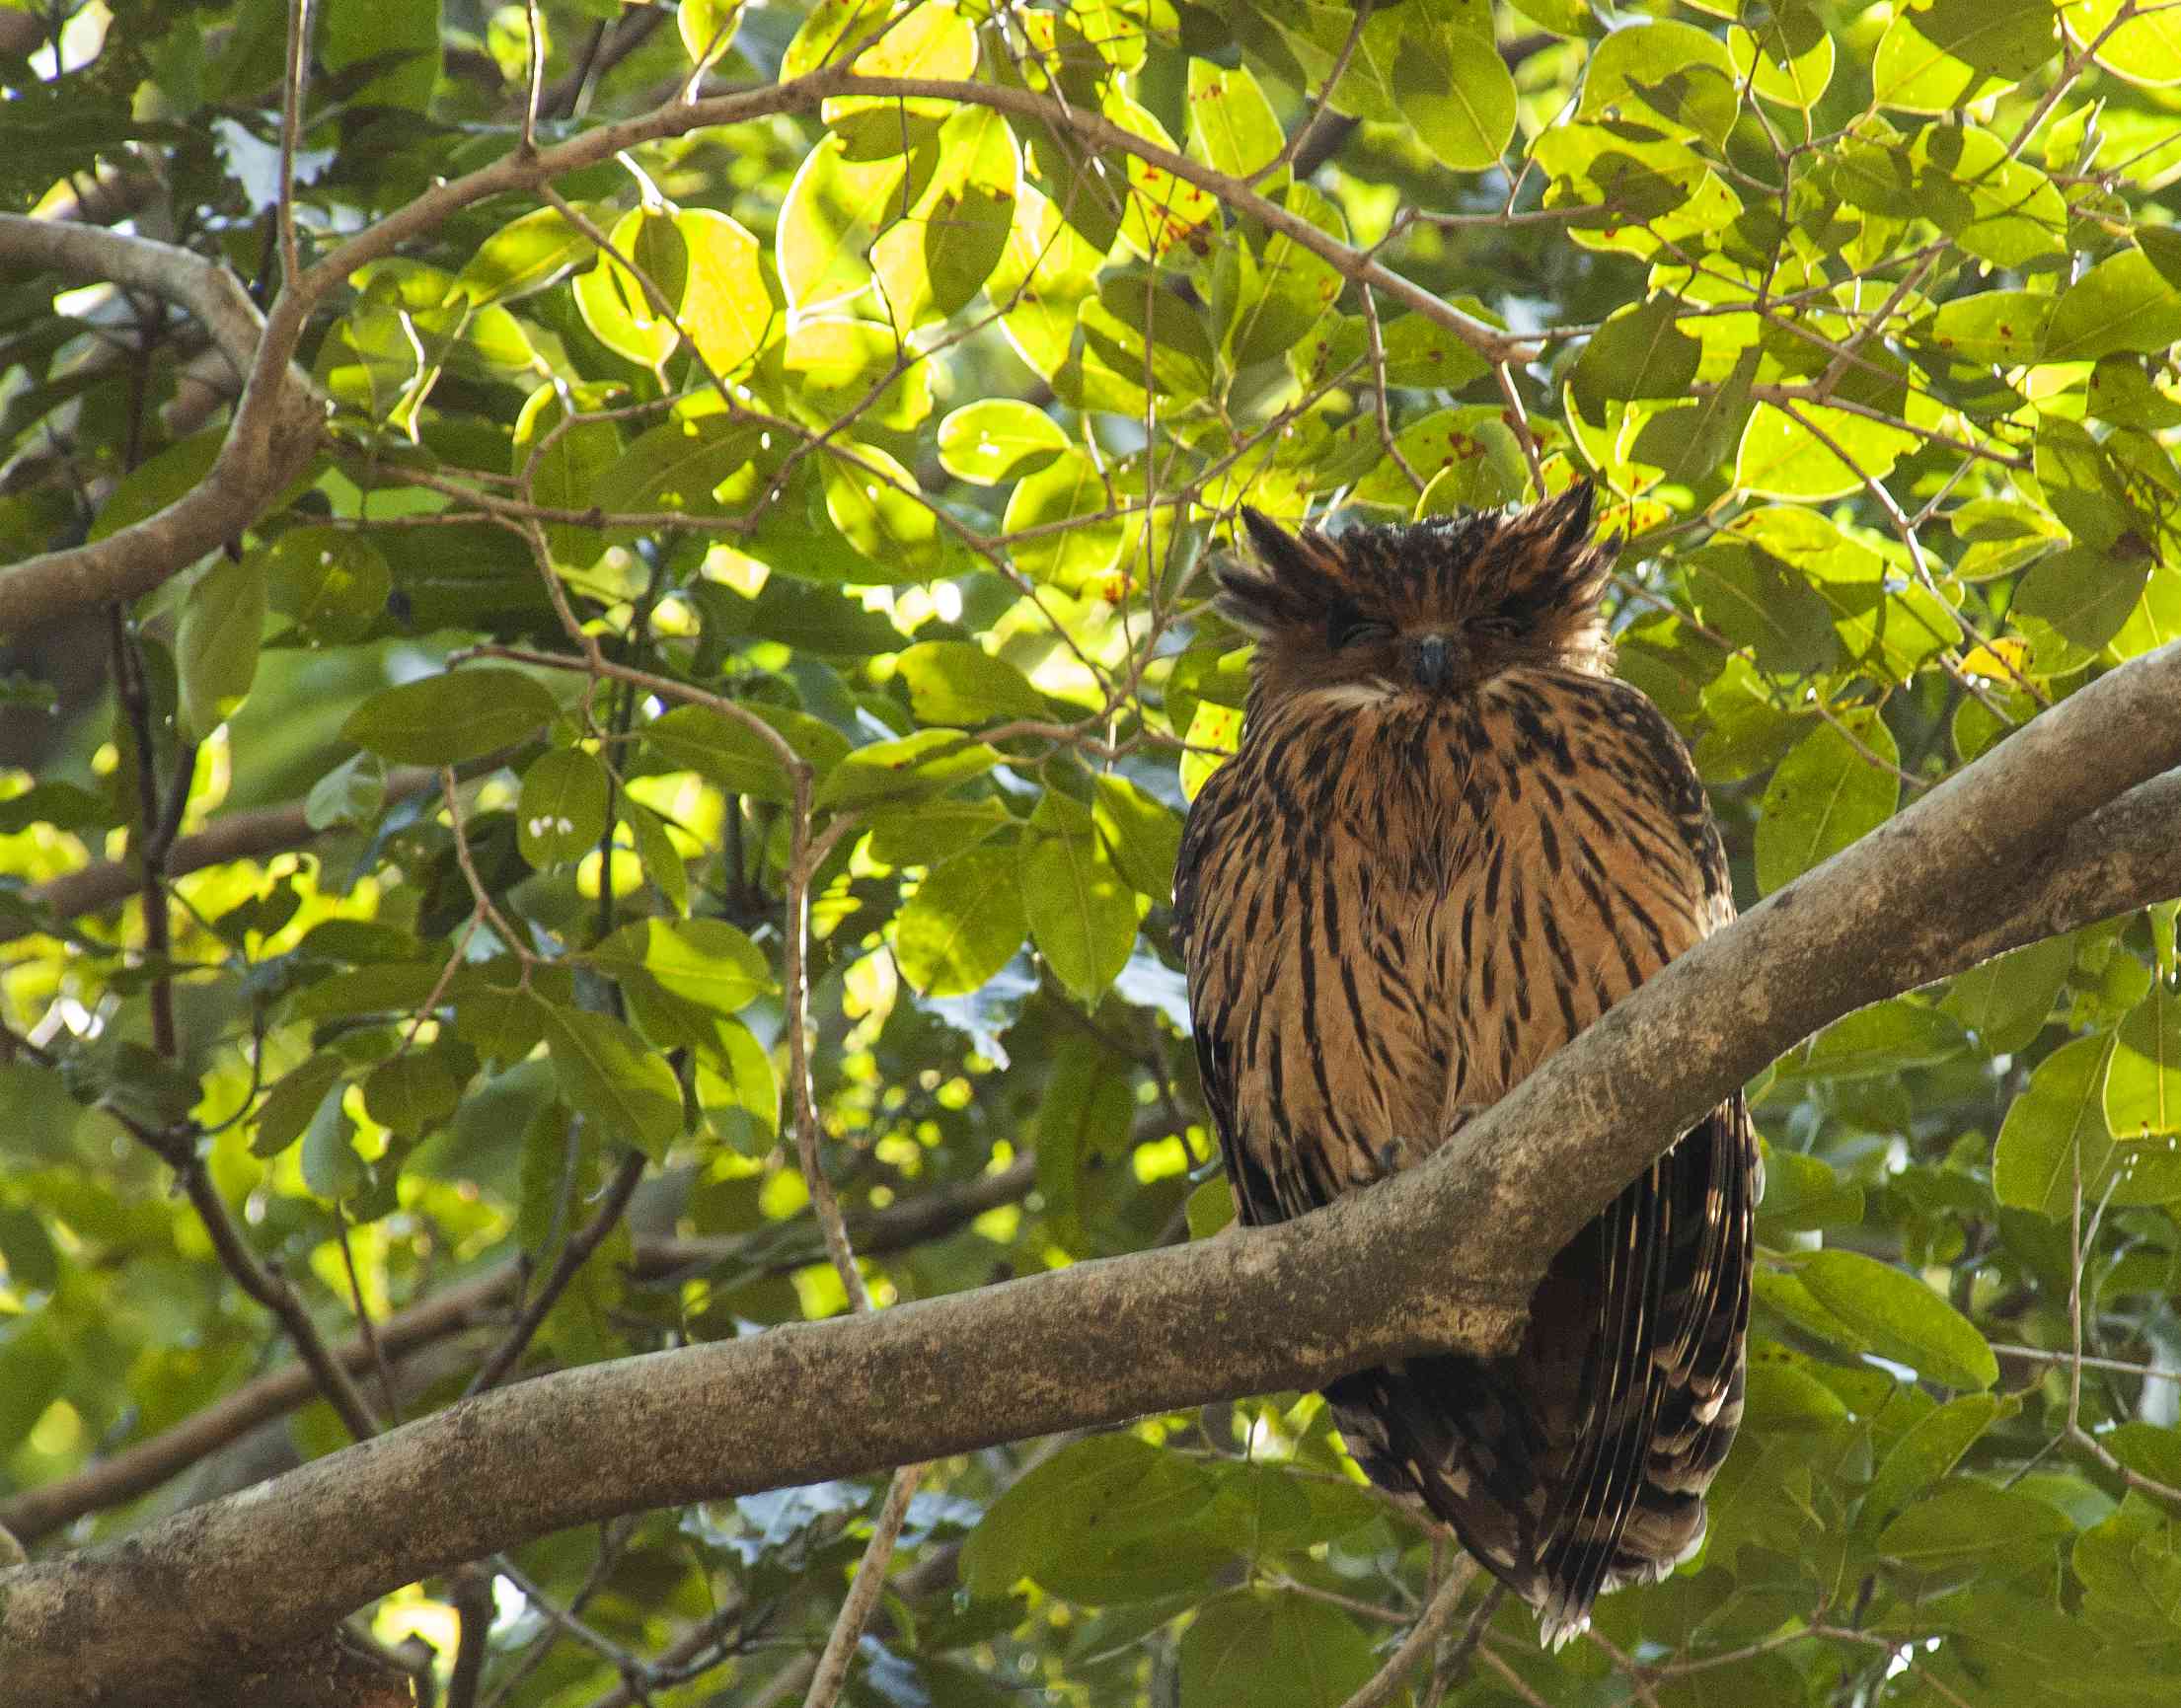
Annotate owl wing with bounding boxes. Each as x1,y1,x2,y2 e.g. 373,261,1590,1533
1174,757,1294,1228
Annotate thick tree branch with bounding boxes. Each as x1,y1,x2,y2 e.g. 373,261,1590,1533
2,766,434,947
0,218,324,633
0,1162,1035,1545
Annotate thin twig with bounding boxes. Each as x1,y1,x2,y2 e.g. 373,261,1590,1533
336,1206,400,1427
278,0,312,285
1338,1557,1478,1708
445,1563,496,1708
464,1146,647,1398
520,0,545,154
1245,0,1374,188
800,1465,922,1708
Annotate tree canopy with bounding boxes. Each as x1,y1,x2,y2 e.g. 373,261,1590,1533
4,2,2181,1705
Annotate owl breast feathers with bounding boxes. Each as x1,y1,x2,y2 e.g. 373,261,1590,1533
1173,483,1759,1648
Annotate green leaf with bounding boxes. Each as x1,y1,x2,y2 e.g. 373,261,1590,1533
537,1005,683,1159
1021,797,1140,1003
446,204,595,308
1730,13,1837,109
1582,19,1740,147
1879,1479,2071,1569
777,134,903,313
893,640,1046,726
592,414,767,520
866,798,1013,867
1036,1038,1137,1250
599,917,776,1014
362,1053,463,1138
814,729,1000,811
785,317,934,430
571,206,687,368
1914,0,2058,79
782,0,891,80
252,1053,346,1158
1920,290,2052,366
2014,546,2151,652
892,845,1029,996
0,1204,58,1294
1179,1591,1381,1708
451,965,551,1064
1910,123,2066,266
677,207,777,377
1873,9,2006,111
1186,1178,1236,1240
938,401,1068,485
1861,1395,2005,1536
299,1078,364,1200
871,105,1016,331
176,551,265,739
263,526,392,642
1395,16,1518,172
516,748,612,870
698,1017,780,1155
1756,1142,1864,1233
1003,449,1126,590
304,751,388,832
342,668,559,766
622,798,689,917
2106,979,2181,1138
1571,294,1703,419
2046,250,2181,362
1736,401,1917,499
677,0,745,72
1687,539,1842,676
1943,934,2075,1054
1995,1031,2181,1216
1781,999,1966,1080
962,1435,1235,1603
1799,1250,1997,1388
641,703,849,804
320,0,438,108
1092,774,1183,901
1755,713,1900,895
2067,0,2181,84
2140,228,2181,295
292,961,445,1022
1186,60,1285,185
820,443,944,580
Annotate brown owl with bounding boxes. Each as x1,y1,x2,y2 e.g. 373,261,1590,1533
1173,483,1758,1647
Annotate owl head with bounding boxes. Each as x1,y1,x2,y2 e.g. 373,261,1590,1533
1216,482,1617,715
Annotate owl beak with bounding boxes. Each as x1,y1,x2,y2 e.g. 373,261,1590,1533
1410,633,1462,691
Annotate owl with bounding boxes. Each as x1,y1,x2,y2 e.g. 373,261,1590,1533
1173,483,1758,1647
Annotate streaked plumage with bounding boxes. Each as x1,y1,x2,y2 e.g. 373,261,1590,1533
1173,483,1759,1646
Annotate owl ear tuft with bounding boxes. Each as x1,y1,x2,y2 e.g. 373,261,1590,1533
1240,507,1316,579
1542,478,1597,545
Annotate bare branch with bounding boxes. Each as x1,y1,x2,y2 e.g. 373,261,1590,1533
0,218,324,633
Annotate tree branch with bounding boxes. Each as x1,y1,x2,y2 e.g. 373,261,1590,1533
0,1162,1035,1546
2,766,434,946
0,218,325,634
3,631,2177,1696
